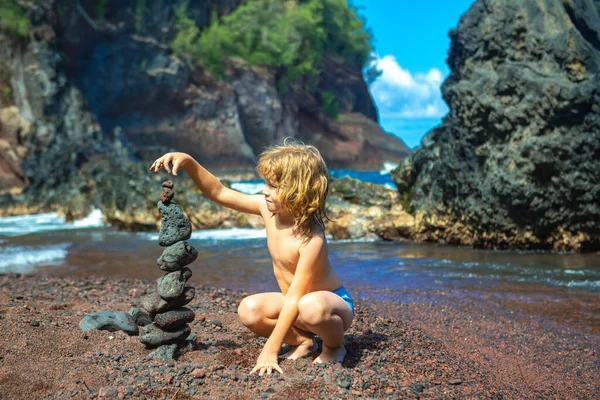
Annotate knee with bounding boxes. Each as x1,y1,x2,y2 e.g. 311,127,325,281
298,294,329,326
237,297,262,327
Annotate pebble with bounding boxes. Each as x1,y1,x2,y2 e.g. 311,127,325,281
336,378,351,389
448,378,462,385
30,320,40,327
98,386,118,398
410,383,425,392
191,368,206,378
160,188,174,203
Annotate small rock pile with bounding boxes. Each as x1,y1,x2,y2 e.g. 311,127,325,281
138,180,198,353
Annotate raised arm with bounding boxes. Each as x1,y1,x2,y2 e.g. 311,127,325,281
149,152,263,215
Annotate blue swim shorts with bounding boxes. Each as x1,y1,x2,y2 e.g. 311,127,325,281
332,286,355,314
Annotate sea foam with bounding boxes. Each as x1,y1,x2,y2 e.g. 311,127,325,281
230,181,265,194
141,228,267,242
0,243,69,273
0,209,104,237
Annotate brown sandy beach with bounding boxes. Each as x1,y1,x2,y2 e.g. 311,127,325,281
0,274,598,399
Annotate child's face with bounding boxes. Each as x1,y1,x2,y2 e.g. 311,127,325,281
262,180,283,213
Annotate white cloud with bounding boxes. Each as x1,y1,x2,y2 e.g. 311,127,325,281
369,55,448,119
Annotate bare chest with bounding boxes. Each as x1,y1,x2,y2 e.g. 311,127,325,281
266,231,301,270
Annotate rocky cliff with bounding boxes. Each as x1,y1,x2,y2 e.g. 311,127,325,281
392,0,600,251
0,0,409,198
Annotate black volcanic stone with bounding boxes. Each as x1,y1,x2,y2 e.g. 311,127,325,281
157,201,192,247
153,307,195,330
157,241,198,272
129,307,152,327
157,268,192,300
139,323,191,348
160,188,174,203
140,286,196,314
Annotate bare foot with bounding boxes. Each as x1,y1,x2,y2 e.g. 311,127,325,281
313,345,346,364
279,338,317,360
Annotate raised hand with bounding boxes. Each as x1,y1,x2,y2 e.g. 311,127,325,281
149,152,191,176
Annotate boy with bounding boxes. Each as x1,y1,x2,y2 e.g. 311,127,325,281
149,141,354,376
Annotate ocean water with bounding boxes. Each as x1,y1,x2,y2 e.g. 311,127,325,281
1,170,599,331
1,208,598,294
230,166,398,194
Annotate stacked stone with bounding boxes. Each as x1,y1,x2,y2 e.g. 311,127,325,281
139,180,198,349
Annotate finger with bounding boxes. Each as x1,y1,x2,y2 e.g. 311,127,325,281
250,366,258,375
267,366,272,375
259,367,265,377
172,159,181,176
164,160,171,174
274,365,283,374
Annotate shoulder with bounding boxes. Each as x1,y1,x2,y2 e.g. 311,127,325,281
254,195,270,219
299,229,327,253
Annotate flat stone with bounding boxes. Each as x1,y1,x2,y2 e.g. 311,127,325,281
154,307,195,330
79,311,138,336
157,241,198,272
129,307,152,327
158,201,192,247
158,268,192,299
140,286,195,314
162,180,174,189
139,323,191,348
148,344,178,360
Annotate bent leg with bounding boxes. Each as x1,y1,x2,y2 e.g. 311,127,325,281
237,292,314,348
297,291,354,363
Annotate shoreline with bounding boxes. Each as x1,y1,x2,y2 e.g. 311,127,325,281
1,274,598,399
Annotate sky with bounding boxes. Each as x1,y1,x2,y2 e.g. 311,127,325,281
353,0,475,148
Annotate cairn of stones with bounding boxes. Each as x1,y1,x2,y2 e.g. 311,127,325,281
139,180,198,352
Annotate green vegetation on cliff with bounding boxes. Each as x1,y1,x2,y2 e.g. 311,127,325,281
0,0,29,37
171,0,377,83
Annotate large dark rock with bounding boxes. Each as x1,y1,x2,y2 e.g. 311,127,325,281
0,0,409,204
393,0,600,251
330,177,393,208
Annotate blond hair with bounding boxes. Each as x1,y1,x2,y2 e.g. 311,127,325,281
257,139,329,238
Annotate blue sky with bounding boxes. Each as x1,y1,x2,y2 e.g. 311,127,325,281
353,0,475,148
